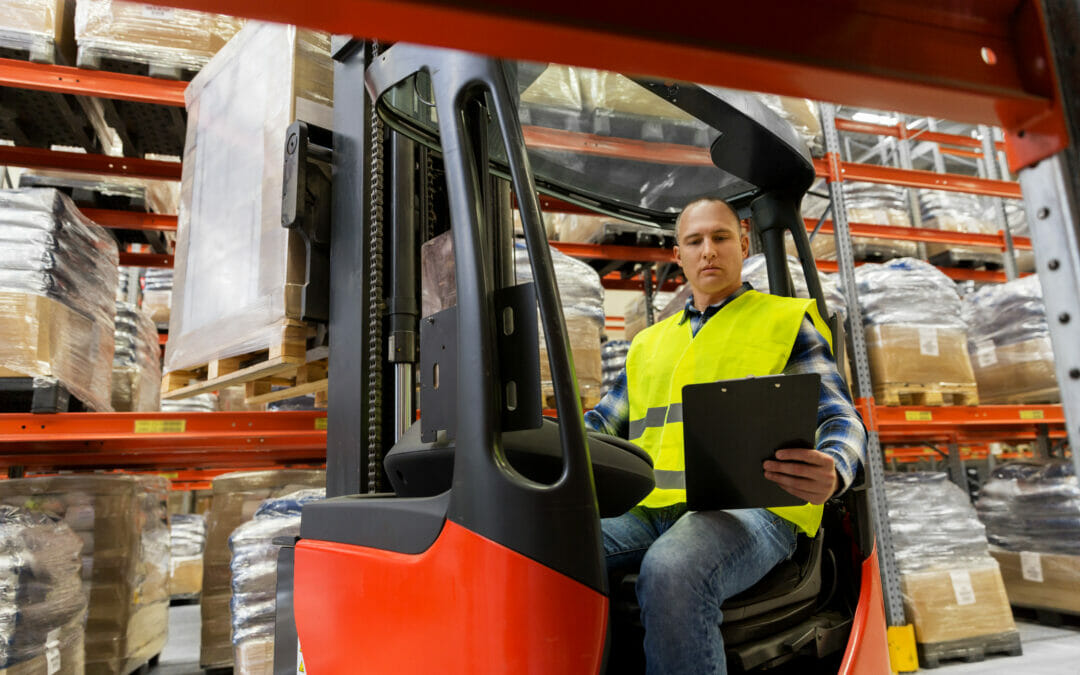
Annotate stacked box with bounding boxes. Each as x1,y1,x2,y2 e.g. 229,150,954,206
230,489,324,675
855,258,976,401
140,269,172,330
200,470,325,670
920,190,1001,266
165,22,332,378
799,183,917,261
0,0,75,62
0,189,118,411
111,302,160,412
885,473,1018,653
0,476,170,675
990,550,1080,615
0,505,88,675
168,513,205,600
962,275,1058,403
74,0,242,71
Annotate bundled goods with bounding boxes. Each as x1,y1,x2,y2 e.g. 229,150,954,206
855,258,977,405
885,473,1018,658
799,183,916,261
623,291,677,343
18,170,179,217
229,489,324,674
975,461,1080,615
139,269,172,328
160,392,216,413
165,23,332,378
168,513,206,600
601,340,630,396
961,275,1058,403
111,302,160,412
920,190,1001,266
0,475,170,675
200,470,325,670
514,243,605,407
742,254,847,320
74,0,242,71
0,188,118,412
754,95,823,156
0,505,88,675
0,0,75,62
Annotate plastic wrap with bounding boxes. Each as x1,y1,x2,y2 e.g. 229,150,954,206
19,170,180,217
885,473,1016,645
800,183,917,260
920,190,1001,265
140,268,172,328
742,254,847,319
74,0,242,70
166,23,332,375
0,188,118,411
0,475,169,675
111,301,160,412
168,513,205,600
200,470,325,670
854,258,966,328
0,0,73,61
623,291,677,343
601,340,630,394
976,461,1080,556
160,393,216,412
755,95,823,157
514,242,605,406
961,275,1058,403
990,549,1080,615
0,505,87,674
229,489,324,674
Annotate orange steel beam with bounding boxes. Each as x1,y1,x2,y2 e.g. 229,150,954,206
939,146,985,160
118,251,173,268
82,209,178,231
0,146,182,180
0,57,186,106
814,158,1023,199
814,259,1008,283
834,118,1007,152
807,219,1033,251
523,126,712,166
601,273,682,293
550,241,674,263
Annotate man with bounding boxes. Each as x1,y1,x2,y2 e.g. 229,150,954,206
585,198,866,675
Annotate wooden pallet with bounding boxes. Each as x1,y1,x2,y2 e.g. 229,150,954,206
918,630,1022,669
875,382,980,406
0,377,89,413
928,249,1004,271
161,322,325,403
991,387,1062,405
1011,605,1080,629
125,652,161,675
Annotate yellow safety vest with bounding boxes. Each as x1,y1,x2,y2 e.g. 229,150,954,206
625,289,832,537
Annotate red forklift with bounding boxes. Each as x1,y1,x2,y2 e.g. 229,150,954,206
271,42,891,673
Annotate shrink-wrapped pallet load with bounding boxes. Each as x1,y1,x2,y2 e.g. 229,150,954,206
961,275,1058,403
73,0,242,71
200,470,325,670
855,258,977,405
0,189,118,412
742,254,847,319
168,513,205,600
885,473,1020,666
0,505,88,675
164,23,333,390
140,269,172,329
230,489,324,675
799,183,917,261
977,461,1080,616
0,0,74,61
111,301,160,412
920,190,1002,268
623,291,677,343
0,475,169,675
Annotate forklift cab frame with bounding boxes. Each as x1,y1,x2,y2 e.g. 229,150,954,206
280,42,890,674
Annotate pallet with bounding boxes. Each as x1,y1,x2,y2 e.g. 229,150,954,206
875,382,979,406
169,596,200,606
1011,605,1080,630
917,630,1022,669
991,387,1062,405
928,249,1004,271
124,652,161,675
161,323,327,404
0,377,88,413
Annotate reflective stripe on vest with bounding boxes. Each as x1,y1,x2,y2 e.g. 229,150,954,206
625,289,832,537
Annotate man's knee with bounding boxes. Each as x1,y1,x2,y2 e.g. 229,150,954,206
637,539,712,609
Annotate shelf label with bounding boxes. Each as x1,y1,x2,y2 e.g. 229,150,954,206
315,417,328,431
975,340,997,368
141,5,176,19
905,411,933,422
158,472,179,479
1019,409,1045,420
1020,551,1044,583
949,570,976,606
45,627,60,675
918,327,939,357
134,419,186,434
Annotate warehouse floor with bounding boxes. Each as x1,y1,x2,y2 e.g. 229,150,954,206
148,604,1078,674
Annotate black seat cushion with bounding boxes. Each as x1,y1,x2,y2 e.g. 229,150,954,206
385,419,654,517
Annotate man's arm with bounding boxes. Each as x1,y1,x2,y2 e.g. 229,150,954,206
584,368,630,438
763,316,867,503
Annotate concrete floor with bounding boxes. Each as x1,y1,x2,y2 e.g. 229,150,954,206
149,604,1079,674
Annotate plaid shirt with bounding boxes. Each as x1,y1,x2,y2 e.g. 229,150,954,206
585,284,866,495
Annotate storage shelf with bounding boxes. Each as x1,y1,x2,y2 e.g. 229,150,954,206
0,145,182,180
0,57,186,106
83,209,178,232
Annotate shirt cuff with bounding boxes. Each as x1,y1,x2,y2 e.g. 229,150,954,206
817,441,859,497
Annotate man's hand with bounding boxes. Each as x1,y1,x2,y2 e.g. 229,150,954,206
763,449,838,505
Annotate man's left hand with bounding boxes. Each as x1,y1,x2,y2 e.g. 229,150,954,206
763,449,838,505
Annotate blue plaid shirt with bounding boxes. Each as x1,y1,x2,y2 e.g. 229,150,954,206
585,283,866,495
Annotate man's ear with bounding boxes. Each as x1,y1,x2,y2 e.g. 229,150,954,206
673,244,682,267
740,232,750,259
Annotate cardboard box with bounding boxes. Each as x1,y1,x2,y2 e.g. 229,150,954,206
971,336,1059,404
235,637,274,675
991,549,1080,614
866,324,976,390
169,556,203,598
0,0,76,63
901,561,1016,644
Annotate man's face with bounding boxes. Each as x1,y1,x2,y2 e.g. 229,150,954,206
674,201,749,303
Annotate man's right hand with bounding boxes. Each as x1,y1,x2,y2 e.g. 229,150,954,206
763,448,839,505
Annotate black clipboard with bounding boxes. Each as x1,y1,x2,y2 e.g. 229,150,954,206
682,373,820,511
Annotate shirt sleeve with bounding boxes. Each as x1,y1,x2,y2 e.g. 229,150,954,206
783,317,867,496
584,368,630,439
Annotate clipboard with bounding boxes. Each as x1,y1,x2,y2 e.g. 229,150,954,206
681,373,820,511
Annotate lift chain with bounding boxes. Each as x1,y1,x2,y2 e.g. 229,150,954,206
367,40,386,493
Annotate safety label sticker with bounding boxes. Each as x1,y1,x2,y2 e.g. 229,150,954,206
134,419,187,433
1020,551,1044,583
949,570,976,606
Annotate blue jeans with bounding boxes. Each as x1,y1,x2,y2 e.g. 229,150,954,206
603,504,798,675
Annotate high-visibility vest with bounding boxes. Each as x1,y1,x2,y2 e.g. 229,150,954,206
625,289,832,537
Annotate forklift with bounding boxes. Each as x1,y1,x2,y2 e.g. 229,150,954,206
273,42,891,673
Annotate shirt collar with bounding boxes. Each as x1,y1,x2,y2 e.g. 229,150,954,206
678,282,752,325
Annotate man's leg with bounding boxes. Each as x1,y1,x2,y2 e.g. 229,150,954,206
636,509,798,675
